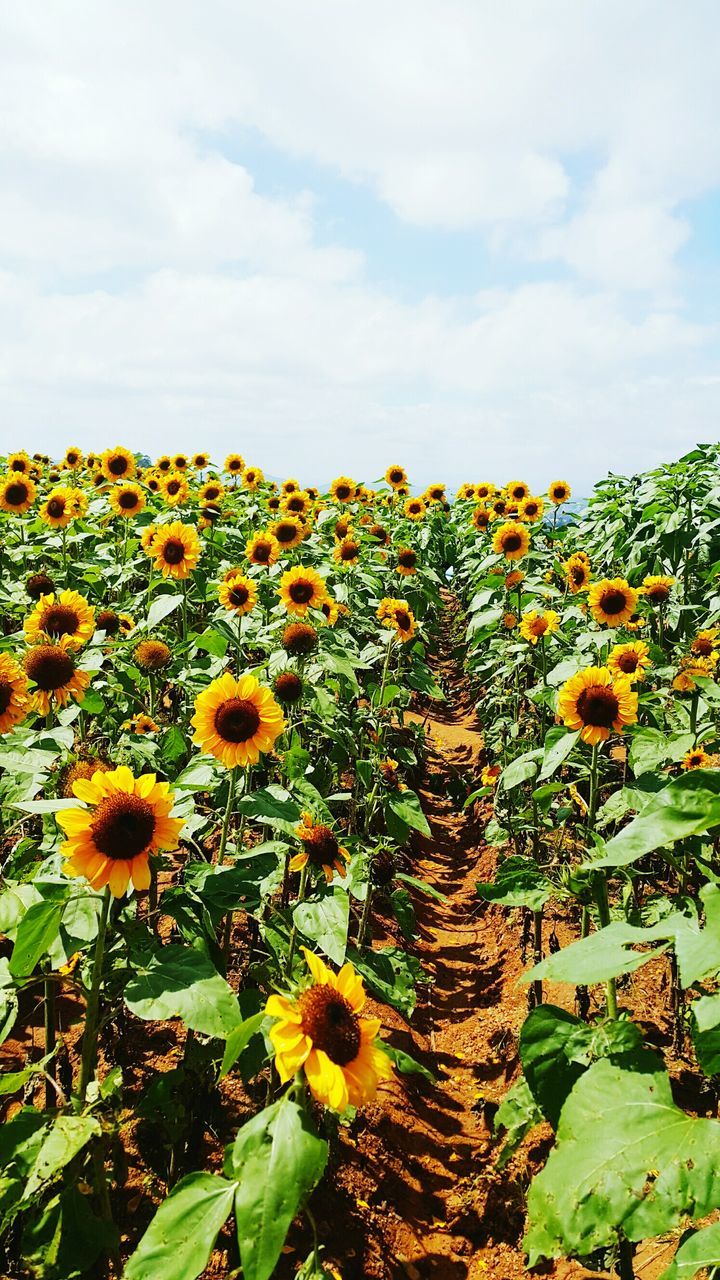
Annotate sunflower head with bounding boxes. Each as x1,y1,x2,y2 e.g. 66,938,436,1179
566,553,591,593
110,482,145,518
558,665,638,745
0,473,37,514
396,546,418,576
134,639,172,672
151,522,201,579
199,481,225,507
96,609,121,637
403,497,426,521
548,480,571,505
292,813,350,883
24,640,90,714
492,521,530,561
282,621,318,656
519,610,560,644
218,572,258,616
330,476,356,504
59,757,110,797
279,566,328,616
334,537,361,568
607,640,652,682
471,506,491,532
243,466,264,490
192,453,210,470
368,523,389,545
192,671,285,768
225,453,245,475
7,451,31,474
377,598,416,643
161,473,189,506
642,575,674,605
273,670,305,705
272,516,306,551
507,481,530,502
0,654,30,734
518,496,544,523
588,578,638,628
26,572,55,600
682,747,716,771
25,590,96,650
101,446,136,482
385,465,407,490
246,531,280,566
691,629,719,657
40,487,75,528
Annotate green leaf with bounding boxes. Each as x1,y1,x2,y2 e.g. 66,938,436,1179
494,1076,544,1170
629,729,695,778
346,945,423,1017
394,872,447,903
220,1013,267,1080
539,729,580,780
227,1095,328,1280
389,888,416,939
477,855,551,912
591,770,720,869
0,1053,53,1098
525,1056,720,1263
520,1006,588,1127
522,921,670,986
146,594,182,629
22,1186,117,1280
384,788,431,836
125,944,240,1038
500,752,541,792
661,1222,720,1279
381,1043,435,1084
236,785,302,834
293,889,350,967
123,1172,237,1280
23,1115,101,1201
10,900,66,978
673,885,720,986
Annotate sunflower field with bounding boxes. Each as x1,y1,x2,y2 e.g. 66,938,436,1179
0,444,719,1280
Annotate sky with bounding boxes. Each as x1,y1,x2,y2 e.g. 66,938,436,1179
1,2,719,494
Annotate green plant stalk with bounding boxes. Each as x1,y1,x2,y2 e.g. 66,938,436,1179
585,743,618,1018
214,766,238,866
43,965,56,1110
78,887,112,1105
357,880,374,950
285,864,308,977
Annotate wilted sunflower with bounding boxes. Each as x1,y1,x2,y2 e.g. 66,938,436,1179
59,758,110,797
101,446,136,482
58,765,184,898
96,609,122,637
0,654,30,734
0,473,37,514
471,506,491,532
246,530,280,566
492,521,530,561
192,671,284,768
588,578,638,628
225,453,245,477
607,640,652,683
642,575,674,605
519,609,560,645
27,571,55,600
334,537,361,569
279,565,328,615
566,553,591,593
558,666,638,745
24,640,90,714
273,670,305,706
151,522,201,579
161,473,189,507
282,621,318,655
272,515,306,551
377,598,416,643
518,495,544,523
691,629,719,657
242,465,263,490
504,570,524,591
199,480,225,507
396,546,418,576
266,948,393,1113
548,480,571,505
682,747,716,771
218,572,258,616
404,496,426,521
25,589,95,649
385,465,407,490
503,612,517,629
110,482,145,519
40,487,75,528
134,639,172,671
330,476,356,504
291,811,350,883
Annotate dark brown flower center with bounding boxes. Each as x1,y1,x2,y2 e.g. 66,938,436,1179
214,697,261,743
162,538,185,565
229,458,242,471
27,573,54,600
41,604,80,638
616,652,638,673
572,565,586,585
395,609,412,631
47,498,65,518
599,589,628,616
97,609,120,636
229,584,250,607
275,522,297,544
204,486,220,501
67,452,79,464
283,623,317,655
10,459,27,473
286,496,305,512
502,533,522,553
389,469,403,483
289,580,314,604
302,823,339,864
24,646,75,691
90,793,155,861
693,637,713,656
166,480,181,495
576,685,619,729
335,485,351,501
108,455,128,476
252,542,271,563
275,671,303,703
6,482,29,505
119,490,139,509
340,542,359,561
158,458,171,471
647,584,670,603
298,984,360,1065
0,682,12,715
399,549,416,568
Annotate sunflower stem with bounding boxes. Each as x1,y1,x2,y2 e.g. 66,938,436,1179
357,881,374,950
214,767,238,866
285,865,308,978
78,887,112,1105
43,964,57,1110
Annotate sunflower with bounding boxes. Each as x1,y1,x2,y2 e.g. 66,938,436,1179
151,522,201,579
134,639,172,671
377,598,416,643
503,612,517,629
110,482,145,519
101,446,136,482
558,666,638,745
291,811,350,883
471,506,491,532
607,640,652,683
492,521,530,561
7,451,31,474
281,478,300,496
64,447,83,471
0,654,30,734
267,495,282,513
282,622,318,655
119,613,135,635
566,553,591,593
682,747,716,771
504,570,524,591
172,454,188,472
140,523,158,554
156,455,172,473
266,948,392,1113
319,599,340,626
505,481,529,503
24,640,90,714
199,481,225,507
161,473,189,507
27,572,55,600
123,714,160,735
456,483,476,501
40,487,75,528
279,566,328,615
385,465,407,490
404,497,426,521
548,480,571,505
192,453,210,470
243,531,278,568
58,765,183,898
0,473,37,514
330,476,356,504
396,547,418,576
481,764,501,787
25,590,96,649
273,670,305,705
218,572,258,616
225,453,245,477
192,672,284,768
588,578,638,628
96,609,121,637
519,610,560,645
333,517,352,541
282,491,311,518
691,629,720,657
333,538,361,569
489,496,507,519
424,484,446,504
271,516,307,551
242,466,264,490
642,575,674,605
474,483,495,502
518,496,544,523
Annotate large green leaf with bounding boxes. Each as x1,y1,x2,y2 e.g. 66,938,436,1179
23,1115,101,1201
522,921,670,986
384,788,431,836
538,728,580,780
590,770,720,869
494,1076,544,1170
123,1172,237,1280
346,945,423,1016
294,889,349,967
226,1095,328,1280
661,1222,720,1279
125,944,240,1038
477,855,551,912
525,1056,720,1263
673,884,720,987
146,594,182,630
